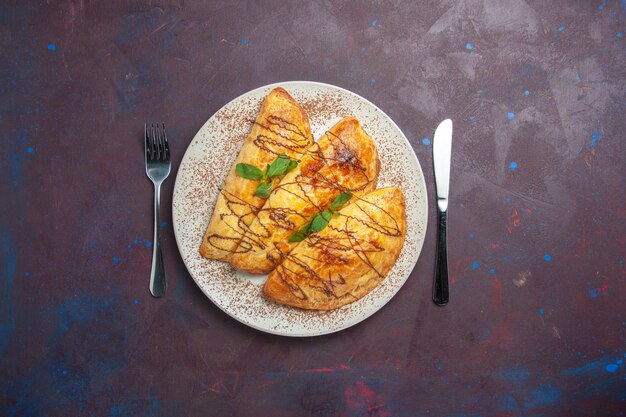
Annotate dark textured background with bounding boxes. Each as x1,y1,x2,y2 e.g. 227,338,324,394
1,1,625,416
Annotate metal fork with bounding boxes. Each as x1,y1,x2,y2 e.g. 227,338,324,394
145,123,171,297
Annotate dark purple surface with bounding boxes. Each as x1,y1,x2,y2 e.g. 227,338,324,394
1,1,625,416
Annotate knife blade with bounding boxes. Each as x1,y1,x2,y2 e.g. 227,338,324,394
432,119,453,306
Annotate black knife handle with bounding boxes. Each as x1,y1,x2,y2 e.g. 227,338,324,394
433,209,449,306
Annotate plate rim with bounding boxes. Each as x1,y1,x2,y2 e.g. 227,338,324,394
172,80,428,337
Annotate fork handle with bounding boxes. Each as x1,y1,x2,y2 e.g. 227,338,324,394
433,209,449,306
150,182,167,297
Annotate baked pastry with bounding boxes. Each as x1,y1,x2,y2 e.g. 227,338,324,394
263,187,406,310
199,88,313,261
229,116,379,274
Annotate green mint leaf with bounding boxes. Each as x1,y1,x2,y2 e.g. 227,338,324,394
255,179,275,199
310,211,332,232
330,191,353,210
289,221,311,243
287,159,298,173
288,231,306,243
266,153,292,178
236,163,264,180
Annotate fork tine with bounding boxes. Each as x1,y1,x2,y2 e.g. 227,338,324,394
162,123,170,160
149,123,155,161
145,122,171,163
156,123,164,161
154,123,160,161
150,123,158,161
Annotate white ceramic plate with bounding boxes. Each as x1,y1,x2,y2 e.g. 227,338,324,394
172,81,428,337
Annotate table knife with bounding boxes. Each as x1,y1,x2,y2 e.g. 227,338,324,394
432,119,453,306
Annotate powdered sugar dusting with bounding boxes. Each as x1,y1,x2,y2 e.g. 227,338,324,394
173,82,428,336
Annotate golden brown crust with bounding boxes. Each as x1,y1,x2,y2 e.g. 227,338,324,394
228,116,380,274
263,187,406,310
199,88,313,261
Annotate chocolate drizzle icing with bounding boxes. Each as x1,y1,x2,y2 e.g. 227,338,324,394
204,114,311,253
206,119,378,259
272,194,403,302
227,123,379,270
252,116,311,158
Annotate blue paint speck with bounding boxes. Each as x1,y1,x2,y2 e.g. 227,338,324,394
618,360,623,364
241,38,247,45
370,79,376,86
539,308,544,315
161,222,167,228
524,90,530,97
422,138,431,145
24,272,29,277
576,74,581,81
112,257,120,264
507,112,515,120
489,269,495,275
543,254,552,262
591,128,602,148
134,299,139,305
509,162,518,171
360,47,366,52
466,42,473,50
558,26,565,32
471,261,479,270
562,356,625,375
468,115,476,121
133,239,140,245
503,256,509,262
469,233,475,239
145,241,153,248
505,197,511,203
47,43,56,51
617,32,623,39
371,19,378,27
127,244,131,249
127,210,132,214
26,147,33,153
588,289,598,298
599,4,604,10
605,364,618,373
